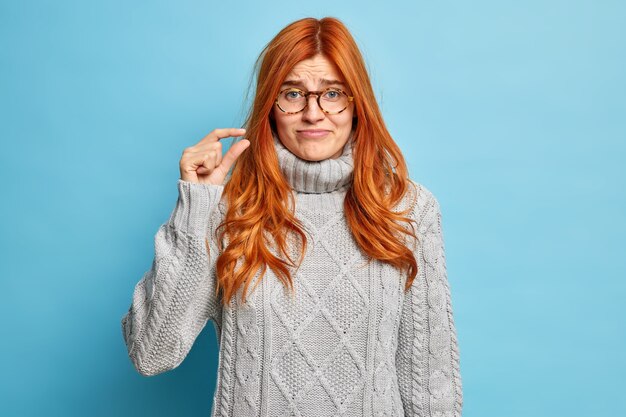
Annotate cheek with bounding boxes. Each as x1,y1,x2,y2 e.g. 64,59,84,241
273,111,290,129
337,113,353,128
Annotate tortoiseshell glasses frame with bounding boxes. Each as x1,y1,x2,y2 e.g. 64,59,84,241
274,87,355,115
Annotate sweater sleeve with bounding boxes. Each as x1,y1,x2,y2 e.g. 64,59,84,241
121,179,225,377
395,185,463,416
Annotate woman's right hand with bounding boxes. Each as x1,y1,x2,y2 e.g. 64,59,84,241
179,128,250,185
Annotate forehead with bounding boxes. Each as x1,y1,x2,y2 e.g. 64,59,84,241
281,55,345,87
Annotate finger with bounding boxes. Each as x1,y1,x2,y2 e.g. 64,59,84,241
189,151,211,169
210,149,220,172
191,142,221,168
217,139,250,174
199,127,246,145
215,146,222,167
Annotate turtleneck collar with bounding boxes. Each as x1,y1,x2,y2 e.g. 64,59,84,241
273,130,355,194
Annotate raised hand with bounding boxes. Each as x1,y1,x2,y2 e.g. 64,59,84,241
179,128,250,185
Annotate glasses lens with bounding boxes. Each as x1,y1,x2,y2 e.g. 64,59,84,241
277,89,306,112
277,88,348,113
320,89,348,113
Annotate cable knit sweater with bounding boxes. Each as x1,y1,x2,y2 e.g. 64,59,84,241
121,132,463,417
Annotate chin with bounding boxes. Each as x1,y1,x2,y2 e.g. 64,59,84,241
296,152,324,162
294,142,340,161
296,146,337,162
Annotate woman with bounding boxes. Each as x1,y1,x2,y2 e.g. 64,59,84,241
121,16,463,417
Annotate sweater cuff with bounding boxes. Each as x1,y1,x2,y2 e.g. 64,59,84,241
167,179,224,237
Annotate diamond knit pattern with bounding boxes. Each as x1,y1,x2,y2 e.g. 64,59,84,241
121,133,463,417
268,207,370,416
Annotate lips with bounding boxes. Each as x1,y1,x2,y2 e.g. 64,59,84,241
297,129,331,139
297,129,330,133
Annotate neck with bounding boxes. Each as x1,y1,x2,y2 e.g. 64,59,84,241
273,130,355,194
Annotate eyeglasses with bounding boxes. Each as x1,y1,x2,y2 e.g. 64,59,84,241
275,87,354,115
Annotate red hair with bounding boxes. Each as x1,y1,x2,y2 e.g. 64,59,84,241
212,17,419,306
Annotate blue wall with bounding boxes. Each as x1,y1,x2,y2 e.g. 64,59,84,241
1,1,624,416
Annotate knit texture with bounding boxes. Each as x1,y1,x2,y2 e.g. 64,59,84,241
121,134,463,417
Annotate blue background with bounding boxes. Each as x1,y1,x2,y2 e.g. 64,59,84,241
1,1,624,416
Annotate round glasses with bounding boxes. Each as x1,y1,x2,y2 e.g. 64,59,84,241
275,87,354,115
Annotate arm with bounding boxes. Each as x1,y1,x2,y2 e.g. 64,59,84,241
121,179,225,376
396,185,463,416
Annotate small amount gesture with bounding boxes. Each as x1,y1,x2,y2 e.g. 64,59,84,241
179,128,250,185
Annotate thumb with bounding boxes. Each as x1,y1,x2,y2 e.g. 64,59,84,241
216,139,250,177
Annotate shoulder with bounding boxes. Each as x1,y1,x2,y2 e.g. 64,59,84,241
396,179,442,234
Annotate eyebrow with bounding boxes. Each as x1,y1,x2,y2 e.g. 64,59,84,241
281,78,346,88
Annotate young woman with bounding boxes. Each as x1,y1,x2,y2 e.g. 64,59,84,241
121,16,463,417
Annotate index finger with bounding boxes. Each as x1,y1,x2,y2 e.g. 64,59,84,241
200,127,247,145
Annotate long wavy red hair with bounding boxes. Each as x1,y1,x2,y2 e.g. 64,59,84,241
212,16,419,307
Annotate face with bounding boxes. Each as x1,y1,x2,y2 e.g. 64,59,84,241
271,54,355,161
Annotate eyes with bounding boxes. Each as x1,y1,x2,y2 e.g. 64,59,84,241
284,88,343,101
276,87,352,114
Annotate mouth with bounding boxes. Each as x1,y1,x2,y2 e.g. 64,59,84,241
297,129,331,139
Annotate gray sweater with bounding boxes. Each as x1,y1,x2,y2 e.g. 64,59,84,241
121,133,463,417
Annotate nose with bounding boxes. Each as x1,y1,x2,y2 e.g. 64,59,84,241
302,94,325,123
